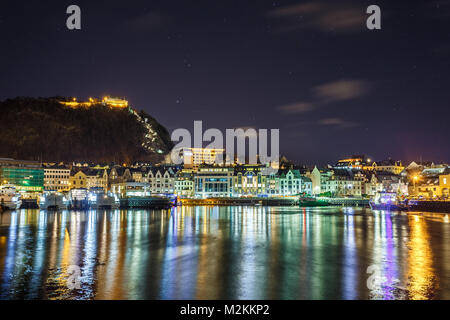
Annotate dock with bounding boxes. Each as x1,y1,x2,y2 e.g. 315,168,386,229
180,197,299,206
408,200,450,213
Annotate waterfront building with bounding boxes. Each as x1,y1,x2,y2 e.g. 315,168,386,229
325,169,366,197
415,177,441,198
233,165,267,196
108,167,132,186
306,166,334,195
278,169,312,196
86,169,108,190
111,182,150,198
148,166,178,194
440,174,450,198
174,169,195,197
70,168,108,190
410,166,450,198
43,164,70,191
0,158,44,192
266,173,280,196
69,170,87,189
194,166,234,198
374,172,408,195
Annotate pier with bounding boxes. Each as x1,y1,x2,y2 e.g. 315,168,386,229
180,197,299,206
408,200,450,213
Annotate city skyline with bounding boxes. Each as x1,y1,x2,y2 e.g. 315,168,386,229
1,1,450,164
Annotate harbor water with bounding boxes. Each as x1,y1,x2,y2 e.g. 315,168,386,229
0,206,450,300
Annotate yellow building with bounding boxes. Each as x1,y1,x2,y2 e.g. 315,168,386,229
69,169,108,190
413,176,441,198
440,174,450,198
69,170,87,189
233,165,267,196
372,159,405,175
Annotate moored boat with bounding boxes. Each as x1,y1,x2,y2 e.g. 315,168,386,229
0,184,22,210
39,191,69,210
88,188,120,209
369,192,408,211
299,196,329,207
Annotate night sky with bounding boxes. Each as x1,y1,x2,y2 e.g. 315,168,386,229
1,0,449,165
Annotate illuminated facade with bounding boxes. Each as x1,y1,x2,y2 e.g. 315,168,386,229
194,167,233,198
266,169,312,196
440,174,450,197
175,169,195,197
232,166,267,196
44,165,70,191
279,169,312,196
148,166,178,194
307,166,334,195
70,169,108,190
0,158,44,192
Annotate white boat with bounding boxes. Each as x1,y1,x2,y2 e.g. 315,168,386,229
88,188,120,209
68,188,89,209
369,192,408,211
0,184,22,210
39,191,69,210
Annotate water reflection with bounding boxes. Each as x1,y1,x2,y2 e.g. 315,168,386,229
0,207,449,300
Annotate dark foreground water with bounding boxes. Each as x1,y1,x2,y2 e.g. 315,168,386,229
1,206,450,300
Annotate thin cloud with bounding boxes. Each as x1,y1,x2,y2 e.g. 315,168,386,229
319,117,359,128
314,79,370,103
277,79,371,114
277,102,315,114
268,1,366,33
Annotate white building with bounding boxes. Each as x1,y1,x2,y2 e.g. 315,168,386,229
174,169,195,197
44,165,70,191
148,166,178,194
194,167,233,198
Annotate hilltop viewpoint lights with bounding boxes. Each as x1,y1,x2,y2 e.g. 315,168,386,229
170,121,279,175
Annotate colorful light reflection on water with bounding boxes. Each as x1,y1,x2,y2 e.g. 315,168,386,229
0,207,449,300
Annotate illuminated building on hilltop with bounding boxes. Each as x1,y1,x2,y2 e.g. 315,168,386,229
58,96,129,109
